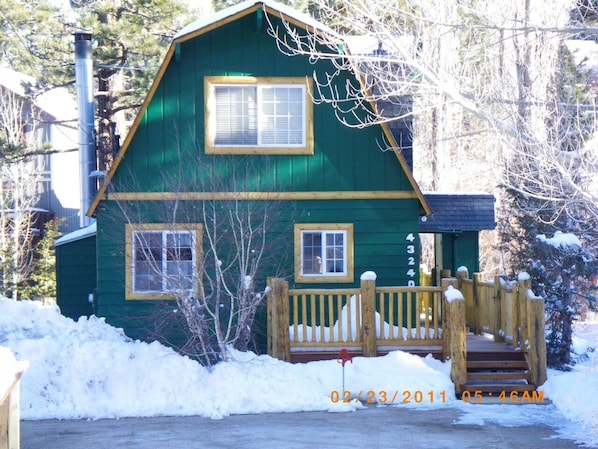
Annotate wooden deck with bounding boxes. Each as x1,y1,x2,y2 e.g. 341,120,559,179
466,334,515,353
290,334,516,363
268,273,546,394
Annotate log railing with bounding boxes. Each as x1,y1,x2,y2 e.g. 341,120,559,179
456,268,547,386
267,272,446,360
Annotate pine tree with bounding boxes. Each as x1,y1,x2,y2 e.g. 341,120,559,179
22,219,61,304
501,191,598,368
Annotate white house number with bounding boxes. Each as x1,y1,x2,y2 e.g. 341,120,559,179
405,233,416,287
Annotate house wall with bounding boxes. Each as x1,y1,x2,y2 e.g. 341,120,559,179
94,11,422,349
55,235,96,319
439,232,480,276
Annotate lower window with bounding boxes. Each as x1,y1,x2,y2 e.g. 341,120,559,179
294,224,354,283
126,224,202,300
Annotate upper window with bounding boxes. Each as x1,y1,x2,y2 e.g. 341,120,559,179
294,224,354,283
205,77,313,154
126,224,202,300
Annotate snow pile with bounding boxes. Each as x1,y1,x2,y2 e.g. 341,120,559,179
541,325,598,447
542,364,598,446
0,298,453,420
536,231,582,249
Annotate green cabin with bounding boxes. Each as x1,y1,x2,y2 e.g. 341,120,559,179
60,1,500,353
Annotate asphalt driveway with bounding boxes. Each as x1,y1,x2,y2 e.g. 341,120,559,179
21,405,585,449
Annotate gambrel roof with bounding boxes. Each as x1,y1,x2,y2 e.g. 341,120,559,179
87,0,431,216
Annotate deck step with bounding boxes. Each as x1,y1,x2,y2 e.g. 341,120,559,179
467,360,529,370
463,383,537,393
467,352,527,362
467,371,531,381
465,348,535,395
467,369,530,381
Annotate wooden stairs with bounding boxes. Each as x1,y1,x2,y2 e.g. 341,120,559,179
463,335,536,394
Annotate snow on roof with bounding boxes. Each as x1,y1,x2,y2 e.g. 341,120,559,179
0,66,34,96
536,231,581,249
0,66,77,122
55,222,97,246
342,34,415,56
35,87,78,122
174,0,338,41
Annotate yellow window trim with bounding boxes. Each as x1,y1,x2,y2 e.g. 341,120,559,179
204,76,314,155
125,223,203,301
294,223,354,284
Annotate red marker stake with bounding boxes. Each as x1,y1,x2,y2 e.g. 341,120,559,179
337,349,353,397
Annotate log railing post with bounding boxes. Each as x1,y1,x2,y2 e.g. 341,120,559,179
1,365,27,449
267,278,290,362
456,267,468,290
473,272,484,335
456,268,471,331
493,275,504,342
518,275,531,350
527,292,547,386
442,278,467,395
441,277,458,360
361,271,377,357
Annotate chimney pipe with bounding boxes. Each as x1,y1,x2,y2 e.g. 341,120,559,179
74,31,96,228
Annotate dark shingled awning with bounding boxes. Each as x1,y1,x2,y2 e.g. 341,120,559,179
420,194,496,232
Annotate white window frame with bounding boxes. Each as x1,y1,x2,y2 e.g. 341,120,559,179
294,224,354,283
205,76,314,155
126,224,202,300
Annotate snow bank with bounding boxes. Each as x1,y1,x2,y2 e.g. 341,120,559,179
0,298,454,420
542,366,598,447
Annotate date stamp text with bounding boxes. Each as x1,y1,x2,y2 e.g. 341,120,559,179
330,390,447,404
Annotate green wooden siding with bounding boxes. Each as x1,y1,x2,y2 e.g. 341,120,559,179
111,14,413,195
56,236,96,319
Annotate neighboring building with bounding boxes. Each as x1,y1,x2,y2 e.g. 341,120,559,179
0,66,81,233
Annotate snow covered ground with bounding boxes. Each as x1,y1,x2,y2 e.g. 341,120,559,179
1,298,598,447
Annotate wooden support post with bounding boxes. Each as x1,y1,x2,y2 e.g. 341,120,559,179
440,269,452,279
361,272,377,357
442,279,467,395
518,276,531,350
0,392,11,449
456,268,468,290
1,368,26,449
493,275,504,342
441,278,458,360
267,278,290,362
527,294,547,386
473,273,483,335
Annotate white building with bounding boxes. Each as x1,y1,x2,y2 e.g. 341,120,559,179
0,66,82,233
